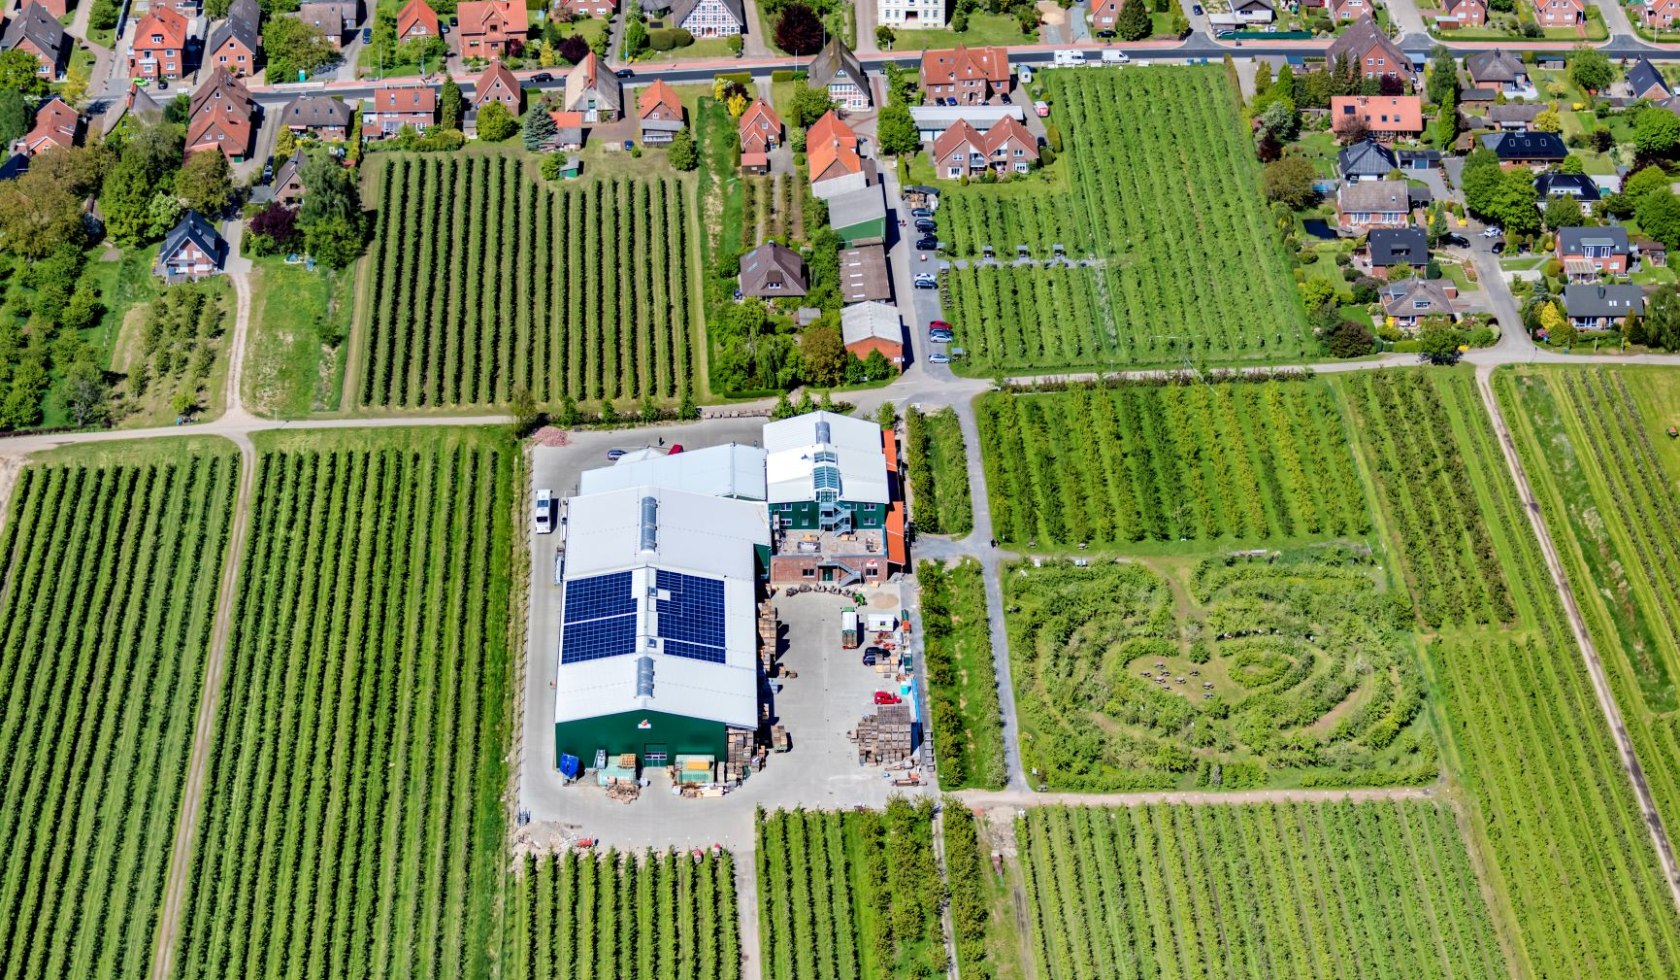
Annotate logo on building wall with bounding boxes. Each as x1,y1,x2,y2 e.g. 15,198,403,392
637,719,652,730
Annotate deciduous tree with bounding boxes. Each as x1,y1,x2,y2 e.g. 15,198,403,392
177,149,233,216
1261,155,1317,210
774,3,824,56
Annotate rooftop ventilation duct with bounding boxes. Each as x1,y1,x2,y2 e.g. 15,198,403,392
635,655,655,698
639,495,658,553
815,419,831,444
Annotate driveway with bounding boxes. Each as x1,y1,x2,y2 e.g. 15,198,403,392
1384,0,1431,39
1594,0,1638,37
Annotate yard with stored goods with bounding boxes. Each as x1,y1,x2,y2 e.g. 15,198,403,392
0,441,239,980
352,154,699,411
978,380,1369,548
170,429,516,979
938,67,1313,373
1015,801,1506,980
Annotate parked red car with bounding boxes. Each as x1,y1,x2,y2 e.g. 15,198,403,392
873,691,902,705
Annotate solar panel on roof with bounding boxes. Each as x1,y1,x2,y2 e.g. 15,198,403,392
561,571,638,664
561,615,636,663
655,569,727,662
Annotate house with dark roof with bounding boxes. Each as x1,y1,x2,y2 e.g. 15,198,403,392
1436,0,1488,28
1563,283,1645,329
1556,226,1630,279
564,53,620,122
739,242,807,299
1626,57,1670,100
1336,179,1410,232
1,2,68,79
1360,227,1429,277
808,36,869,112
155,211,228,280
1535,172,1601,214
1486,103,1543,131
270,149,307,205
294,2,352,46
1381,278,1457,328
1324,15,1407,81
1479,130,1567,168
1465,50,1532,95
1338,138,1398,181
671,0,745,37
280,95,353,139
638,79,684,145
206,0,261,76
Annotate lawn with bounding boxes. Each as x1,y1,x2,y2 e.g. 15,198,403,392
1006,552,1436,792
918,558,1004,789
171,427,517,980
0,441,240,980
659,36,740,60
243,260,352,418
882,12,1036,49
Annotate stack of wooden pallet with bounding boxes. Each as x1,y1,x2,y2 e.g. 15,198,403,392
758,602,778,673
724,728,755,783
855,704,913,766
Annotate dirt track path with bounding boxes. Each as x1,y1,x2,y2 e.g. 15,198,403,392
1473,366,1680,916
146,432,256,980
955,785,1436,808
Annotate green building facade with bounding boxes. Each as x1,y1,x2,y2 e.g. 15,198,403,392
555,709,734,768
772,498,888,531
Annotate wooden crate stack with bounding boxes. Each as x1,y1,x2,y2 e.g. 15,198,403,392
758,601,778,674
724,728,754,783
855,704,913,766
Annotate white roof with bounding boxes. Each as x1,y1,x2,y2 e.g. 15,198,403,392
554,485,769,729
762,410,889,505
907,104,1026,130
841,301,902,347
579,443,768,500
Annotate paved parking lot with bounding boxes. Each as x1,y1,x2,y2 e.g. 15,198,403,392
515,420,931,851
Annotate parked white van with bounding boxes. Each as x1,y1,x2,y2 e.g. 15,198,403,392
1053,49,1086,66
1101,49,1130,64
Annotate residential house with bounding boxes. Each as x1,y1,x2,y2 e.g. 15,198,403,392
1337,138,1398,181
1637,238,1667,267
455,0,529,58
130,6,190,81
808,36,869,112
23,0,65,16
1336,179,1411,232
1090,0,1121,32
564,52,621,122
1643,0,1680,29
103,84,165,136
1465,49,1533,95
638,78,684,146
671,0,745,37
1230,0,1275,22
808,110,862,184
738,97,782,153
205,0,260,76
1361,227,1429,277
1556,226,1630,279
1535,172,1601,213
1486,103,1544,130
739,241,807,299
827,185,887,246
186,68,258,160
1435,0,1488,28
294,2,352,46
365,83,437,134
1381,278,1457,328
397,0,440,39
879,0,946,27
473,59,523,113
741,151,769,174
154,211,227,280
841,302,904,367
1324,15,1408,82
1626,57,1670,100
22,96,77,155
1,2,67,78
920,46,1011,106
1330,95,1424,141
1480,130,1567,167
907,104,1026,141
1326,0,1374,22
280,95,353,139
929,115,1038,178
1563,283,1645,329
1530,0,1584,29
558,0,616,15
839,244,891,303
545,110,584,148
270,149,306,205
1396,148,1440,171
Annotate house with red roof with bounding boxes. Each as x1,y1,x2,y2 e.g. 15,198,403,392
365,83,437,135
129,6,190,80
456,0,529,58
1330,95,1423,141
23,96,77,155
1530,0,1584,28
638,78,684,145
396,0,440,39
558,0,615,15
929,115,1038,179
807,110,861,184
920,46,1010,106
186,67,258,161
1435,0,1487,27
738,97,781,154
473,59,522,113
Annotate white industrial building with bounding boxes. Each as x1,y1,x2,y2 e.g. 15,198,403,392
578,443,767,500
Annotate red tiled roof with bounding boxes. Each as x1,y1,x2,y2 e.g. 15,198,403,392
639,78,682,119
455,0,528,37
374,83,437,112
919,45,1009,87
807,110,861,181
396,0,440,36
1330,95,1424,133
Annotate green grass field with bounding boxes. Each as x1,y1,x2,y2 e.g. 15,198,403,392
0,443,239,980
977,381,1370,548
904,406,972,536
918,559,1003,789
939,68,1312,373
353,153,699,410
1016,802,1507,980
171,429,516,979
243,261,352,418
1495,365,1680,883
1006,552,1436,792
503,850,740,980
757,800,945,980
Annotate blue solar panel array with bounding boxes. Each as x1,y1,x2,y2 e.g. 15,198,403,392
561,571,638,664
655,569,727,663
